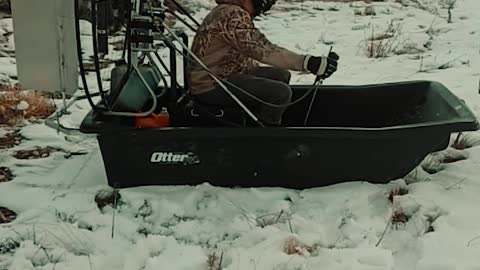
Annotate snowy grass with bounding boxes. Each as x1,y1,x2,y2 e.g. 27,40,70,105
0,0,480,269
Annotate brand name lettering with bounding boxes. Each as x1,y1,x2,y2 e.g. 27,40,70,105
150,152,199,165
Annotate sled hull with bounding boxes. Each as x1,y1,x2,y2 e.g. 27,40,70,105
80,80,479,189
96,127,452,189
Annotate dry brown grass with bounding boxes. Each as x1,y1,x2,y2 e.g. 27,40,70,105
0,84,56,127
362,21,404,58
282,236,315,256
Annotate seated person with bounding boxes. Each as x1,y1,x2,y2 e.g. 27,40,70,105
187,0,339,126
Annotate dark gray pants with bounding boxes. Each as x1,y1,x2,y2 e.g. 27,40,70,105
194,67,292,125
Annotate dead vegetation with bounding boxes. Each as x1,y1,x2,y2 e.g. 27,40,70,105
0,129,23,149
54,209,78,225
398,0,440,15
255,210,289,228
207,252,223,270
0,224,94,270
421,154,445,174
0,207,17,224
451,133,480,150
135,200,153,221
225,196,295,231
94,188,122,211
376,208,409,245
0,166,13,182
421,142,470,175
440,149,467,164
424,216,435,233
0,237,20,255
387,186,409,203
0,84,55,127
397,0,459,23
391,208,409,228
13,146,57,160
282,236,316,256
442,0,457,23
361,20,405,58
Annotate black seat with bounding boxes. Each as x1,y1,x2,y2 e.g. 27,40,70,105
171,96,247,127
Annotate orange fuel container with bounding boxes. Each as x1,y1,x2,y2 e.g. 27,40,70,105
135,109,170,128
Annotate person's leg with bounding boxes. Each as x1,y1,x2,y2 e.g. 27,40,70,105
247,66,292,84
194,74,292,125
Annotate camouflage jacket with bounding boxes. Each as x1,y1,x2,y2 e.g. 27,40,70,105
187,0,306,95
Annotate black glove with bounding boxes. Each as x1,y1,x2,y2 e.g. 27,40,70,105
303,51,339,79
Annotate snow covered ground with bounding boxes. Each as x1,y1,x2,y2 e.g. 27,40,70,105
1,0,480,269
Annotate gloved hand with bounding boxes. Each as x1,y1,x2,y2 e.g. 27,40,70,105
303,51,339,79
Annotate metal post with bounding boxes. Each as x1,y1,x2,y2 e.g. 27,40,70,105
178,31,189,93
165,38,177,106
97,0,109,55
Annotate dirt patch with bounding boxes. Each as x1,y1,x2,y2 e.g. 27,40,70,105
0,167,13,182
13,146,57,160
0,207,17,224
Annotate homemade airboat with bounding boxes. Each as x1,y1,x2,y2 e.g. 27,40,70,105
10,0,479,189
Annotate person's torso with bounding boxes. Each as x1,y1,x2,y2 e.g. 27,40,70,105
188,4,257,95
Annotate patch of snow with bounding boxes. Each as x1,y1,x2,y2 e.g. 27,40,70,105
1,0,480,269
0,18,13,33
0,57,17,77
79,20,92,36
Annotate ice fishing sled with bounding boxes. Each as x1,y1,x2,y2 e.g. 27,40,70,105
78,79,479,189
9,0,479,189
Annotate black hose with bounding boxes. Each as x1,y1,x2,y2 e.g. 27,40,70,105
120,0,130,60
113,0,134,104
178,31,189,93
74,0,98,111
91,0,110,109
126,2,132,74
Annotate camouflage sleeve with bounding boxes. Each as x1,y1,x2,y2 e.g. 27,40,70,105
221,7,306,72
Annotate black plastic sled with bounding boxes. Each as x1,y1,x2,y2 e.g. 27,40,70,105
80,80,479,189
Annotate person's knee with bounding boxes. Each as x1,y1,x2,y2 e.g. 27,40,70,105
270,68,291,84
275,82,292,104
279,69,292,84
